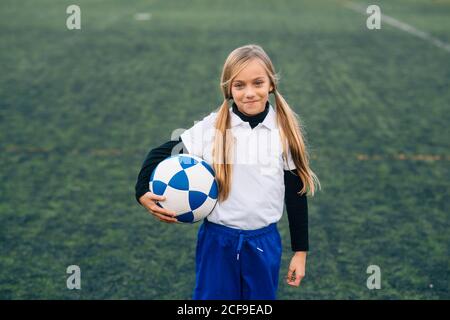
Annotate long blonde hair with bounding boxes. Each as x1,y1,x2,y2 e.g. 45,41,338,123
212,44,321,202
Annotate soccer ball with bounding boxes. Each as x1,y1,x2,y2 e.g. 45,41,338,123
149,154,218,223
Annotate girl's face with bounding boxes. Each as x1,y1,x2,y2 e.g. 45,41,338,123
231,59,273,116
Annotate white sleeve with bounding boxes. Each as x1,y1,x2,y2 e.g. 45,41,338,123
181,113,216,158
283,148,297,170
180,118,206,158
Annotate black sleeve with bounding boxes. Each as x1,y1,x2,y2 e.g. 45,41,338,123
284,170,309,252
135,136,186,205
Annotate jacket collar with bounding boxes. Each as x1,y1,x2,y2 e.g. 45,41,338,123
229,101,277,130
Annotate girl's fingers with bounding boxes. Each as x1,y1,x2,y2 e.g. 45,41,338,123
146,195,176,217
146,201,176,217
294,274,302,286
286,278,299,286
286,268,301,286
286,271,304,287
141,193,178,223
286,268,295,282
152,211,178,223
148,193,166,202
152,205,176,217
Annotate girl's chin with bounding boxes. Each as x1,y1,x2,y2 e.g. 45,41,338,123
243,106,263,115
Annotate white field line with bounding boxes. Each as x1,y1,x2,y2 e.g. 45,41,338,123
344,1,450,53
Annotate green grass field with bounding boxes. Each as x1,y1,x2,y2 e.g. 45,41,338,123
0,0,448,299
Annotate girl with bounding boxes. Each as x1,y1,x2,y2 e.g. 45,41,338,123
135,44,321,300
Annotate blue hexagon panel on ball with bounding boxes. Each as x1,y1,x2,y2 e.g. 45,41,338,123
149,154,218,223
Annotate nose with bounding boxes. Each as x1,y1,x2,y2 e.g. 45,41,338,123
244,88,255,99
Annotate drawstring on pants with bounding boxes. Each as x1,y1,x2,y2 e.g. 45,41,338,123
236,233,244,260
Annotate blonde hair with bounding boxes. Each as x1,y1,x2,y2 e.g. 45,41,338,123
213,44,321,202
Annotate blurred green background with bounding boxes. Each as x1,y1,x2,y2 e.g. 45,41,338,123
0,0,448,299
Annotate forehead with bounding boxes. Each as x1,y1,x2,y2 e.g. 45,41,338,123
233,59,268,82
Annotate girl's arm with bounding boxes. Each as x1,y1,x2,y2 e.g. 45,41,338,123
284,170,309,252
284,169,309,287
135,137,185,205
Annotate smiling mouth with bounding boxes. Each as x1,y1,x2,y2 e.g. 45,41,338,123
245,101,258,103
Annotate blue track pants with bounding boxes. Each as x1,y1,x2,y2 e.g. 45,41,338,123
193,218,282,300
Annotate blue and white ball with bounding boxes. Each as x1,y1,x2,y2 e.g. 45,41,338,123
149,154,218,223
